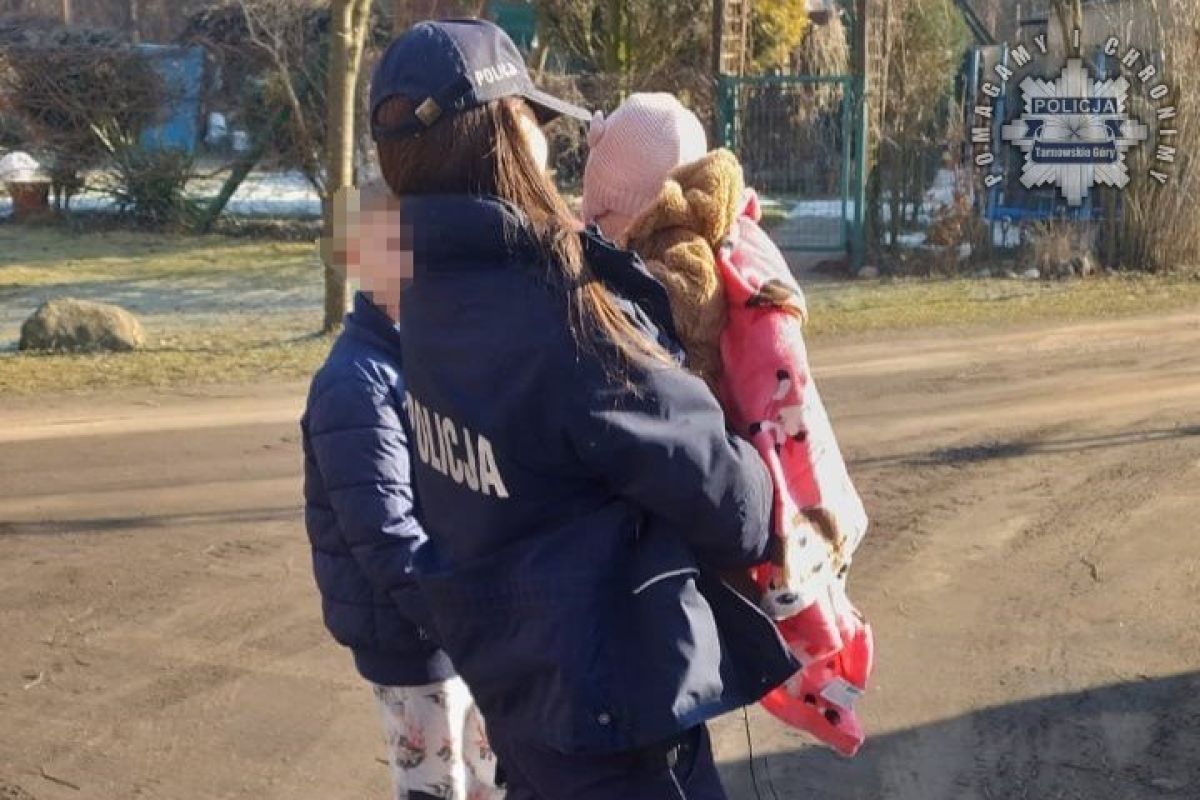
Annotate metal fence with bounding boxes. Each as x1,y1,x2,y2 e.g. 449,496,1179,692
716,74,862,255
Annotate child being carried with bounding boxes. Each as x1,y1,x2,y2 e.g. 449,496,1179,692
582,93,874,757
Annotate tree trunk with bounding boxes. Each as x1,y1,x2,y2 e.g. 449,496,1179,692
196,109,294,233
200,79,320,232
1103,187,1117,267
323,0,374,333
60,0,71,24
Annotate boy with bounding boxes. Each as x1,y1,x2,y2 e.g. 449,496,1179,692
302,187,501,799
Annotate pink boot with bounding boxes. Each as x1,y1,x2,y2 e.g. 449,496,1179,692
759,590,874,757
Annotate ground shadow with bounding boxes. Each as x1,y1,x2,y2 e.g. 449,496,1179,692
721,673,1200,800
0,506,301,536
850,425,1200,469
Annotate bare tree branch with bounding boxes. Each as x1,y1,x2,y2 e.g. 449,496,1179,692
236,0,326,197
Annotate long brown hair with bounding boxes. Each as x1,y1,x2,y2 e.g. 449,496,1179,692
375,96,668,370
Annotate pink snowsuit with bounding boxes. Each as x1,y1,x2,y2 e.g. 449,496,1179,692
717,190,874,757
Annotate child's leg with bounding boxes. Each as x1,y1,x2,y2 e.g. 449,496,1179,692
372,682,414,800
456,684,503,799
372,678,502,800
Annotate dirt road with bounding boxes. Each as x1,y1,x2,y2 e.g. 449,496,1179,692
2,311,1198,800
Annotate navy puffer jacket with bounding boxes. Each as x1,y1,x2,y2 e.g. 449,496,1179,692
397,194,798,754
301,293,454,686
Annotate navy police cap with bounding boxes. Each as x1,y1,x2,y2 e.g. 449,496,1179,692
370,18,591,141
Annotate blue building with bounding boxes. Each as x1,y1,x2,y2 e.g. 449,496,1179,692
137,44,205,154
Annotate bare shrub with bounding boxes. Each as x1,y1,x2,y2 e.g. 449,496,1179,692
106,143,197,227
0,43,165,209
792,6,850,115
921,100,991,273
530,0,712,191
533,0,709,97
0,14,126,48
180,2,391,228
534,72,592,191
866,0,971,251
1025,221,1098,278
1028,222,1075,268
1104,0,1200,271
793,6,850,77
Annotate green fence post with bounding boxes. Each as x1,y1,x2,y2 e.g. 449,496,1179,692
715,74,731,150
850,0,869,270
839,78,852,254
852,75,869,270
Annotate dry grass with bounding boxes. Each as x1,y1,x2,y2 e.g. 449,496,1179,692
0,312,332,394
5,274,1197,395
0,224,317,290
2,224,1199,395
0,223,327,395
804,273,1200,337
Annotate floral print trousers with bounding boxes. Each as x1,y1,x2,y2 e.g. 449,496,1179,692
372,678,504,800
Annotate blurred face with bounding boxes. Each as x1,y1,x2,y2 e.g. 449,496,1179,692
327,184,412,321
331,102,552,322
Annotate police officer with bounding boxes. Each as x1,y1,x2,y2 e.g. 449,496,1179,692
369,20,798,800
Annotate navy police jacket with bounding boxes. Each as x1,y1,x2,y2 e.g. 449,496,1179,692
301,292,455,686
399,195,798,754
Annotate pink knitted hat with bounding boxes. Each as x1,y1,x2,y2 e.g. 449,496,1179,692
581,92,709,241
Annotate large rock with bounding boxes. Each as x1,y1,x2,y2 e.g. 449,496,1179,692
856,265,880,280
19,298,145,353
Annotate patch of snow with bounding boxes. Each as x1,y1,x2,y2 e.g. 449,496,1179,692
786,199,857,220
0,151,46,183
201,170,321,219
895,231,927,247
0,170,322,220
923,168,960,210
